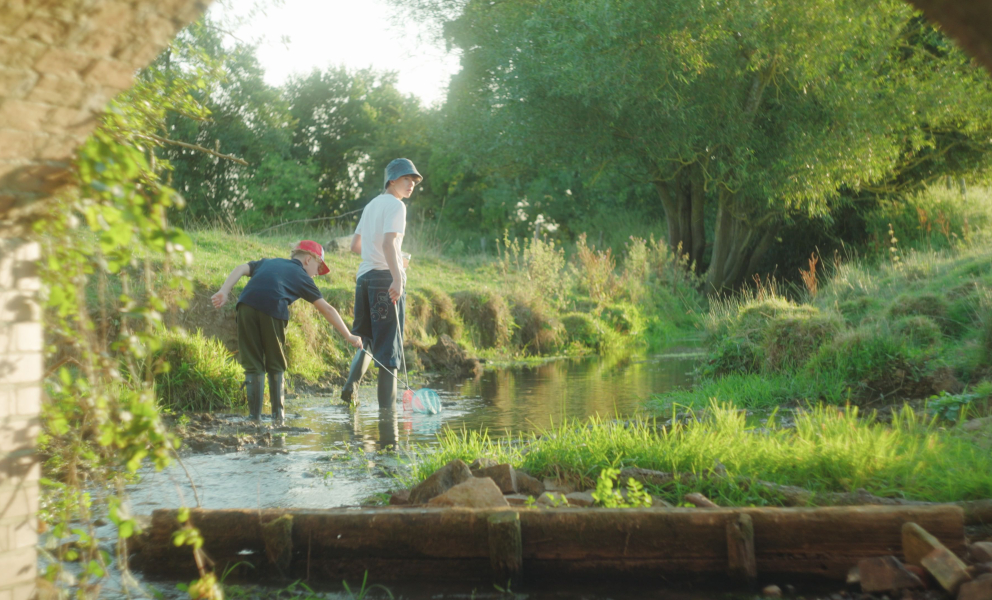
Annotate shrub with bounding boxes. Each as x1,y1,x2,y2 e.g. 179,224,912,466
498,233,568,309
453,290,512,349
837,296,883,325
762,312,843,372
511,295,564,355
575,232,620,306
423,287,464,340
893,316,943,349
888,293,950,330
154,329,244,412
601,301,646,335
562,312,614,351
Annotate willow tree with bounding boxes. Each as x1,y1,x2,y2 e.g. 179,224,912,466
405,0,990,290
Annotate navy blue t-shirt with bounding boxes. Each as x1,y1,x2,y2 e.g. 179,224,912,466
237,258,323,321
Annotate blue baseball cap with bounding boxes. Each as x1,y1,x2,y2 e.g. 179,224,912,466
384,158,423,189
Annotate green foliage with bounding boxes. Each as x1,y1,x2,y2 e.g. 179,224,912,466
762,313,843,372
561,312,616,352
453,290,512,349
154,329,244,412
409,403,992,505
893,316,943,349
497,233,568,310
592,468,653,508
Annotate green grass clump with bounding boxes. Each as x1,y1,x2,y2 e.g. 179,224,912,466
409,402,992,505
154,329,244,412
511,295,565,355
893,316,943,349
762,312,843,372
561,312,616,352
453,290,512,349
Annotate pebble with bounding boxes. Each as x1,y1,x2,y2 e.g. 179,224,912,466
763,585,783,598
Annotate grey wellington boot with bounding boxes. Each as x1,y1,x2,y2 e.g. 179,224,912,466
245,373,264,421
340,348,371,406
377,367,397,410
268,371,285,425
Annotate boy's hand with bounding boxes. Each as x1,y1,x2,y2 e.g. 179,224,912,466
388,280,403,303
211,290,228,308
347,333,363,349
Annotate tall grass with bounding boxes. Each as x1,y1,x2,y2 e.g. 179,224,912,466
154,329,244,412
407,402,992,505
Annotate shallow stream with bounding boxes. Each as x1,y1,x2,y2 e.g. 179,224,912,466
127,349,699,512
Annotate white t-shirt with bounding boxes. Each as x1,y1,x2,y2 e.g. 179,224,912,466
354,193,407,280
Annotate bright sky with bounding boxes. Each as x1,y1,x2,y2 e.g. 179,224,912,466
210,0,461,106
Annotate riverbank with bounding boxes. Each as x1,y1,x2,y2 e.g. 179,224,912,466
149,228,703,411
648,244,992,418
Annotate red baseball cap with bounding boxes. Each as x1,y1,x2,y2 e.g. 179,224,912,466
295,240,329,276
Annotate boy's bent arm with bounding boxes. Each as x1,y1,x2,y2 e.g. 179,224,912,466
383,232,404,302
350,234,362,255
313,298,364,349
211,263,251,308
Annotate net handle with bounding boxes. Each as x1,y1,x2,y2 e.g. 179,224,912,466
356,299,414,391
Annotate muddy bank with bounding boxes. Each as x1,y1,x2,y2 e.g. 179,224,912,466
165,413,314,455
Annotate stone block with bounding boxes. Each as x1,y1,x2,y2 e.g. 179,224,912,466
15,17,68,46
0,485,38,520
903,522,944,566
504,494,530,506
537,491,569,507
859,555,924,593
473,463,518,494
0,68,38,100
408,459,472,504
971,542,992,563
12,581,35,600
11,518,35,551
15,385,40,416
921,546,972,594
958,576,992,600
427,477,509,509
27,74,86,107
0,37,47,69
0,545,35,584
45,106,95,134
0,131,38,160
83,58,136,91
0,523,8,552
564,491,595,507
0,100,51,131
0,354,42,385
34,47,93,79
388,489,410,505
13,323,41,353
516,472,545,497
542,477,576,494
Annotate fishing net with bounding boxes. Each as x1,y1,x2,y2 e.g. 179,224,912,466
402,388,442,415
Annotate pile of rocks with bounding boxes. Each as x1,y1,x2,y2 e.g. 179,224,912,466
389,458,675,509
848,523,992,600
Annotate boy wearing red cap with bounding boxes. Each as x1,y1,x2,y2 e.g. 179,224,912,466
212,240,363,423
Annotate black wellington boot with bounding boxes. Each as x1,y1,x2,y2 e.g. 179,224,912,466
268,371,285,425
341,348,370,406
246,373,264,422
377,367,397,411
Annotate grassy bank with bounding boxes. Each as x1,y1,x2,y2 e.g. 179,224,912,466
648,243,992,419
407,402,992,506
149,226,703,410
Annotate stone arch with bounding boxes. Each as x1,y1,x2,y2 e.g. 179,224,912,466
0,2,208,598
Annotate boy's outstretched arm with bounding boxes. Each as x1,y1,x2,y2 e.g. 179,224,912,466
313,299,364,349
212,263,251,308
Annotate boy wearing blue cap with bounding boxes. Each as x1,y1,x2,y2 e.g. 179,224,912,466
212,240,364,423
342,158,422,409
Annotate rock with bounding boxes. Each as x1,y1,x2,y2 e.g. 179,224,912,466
620,467,679,488
762,585,782,597
847,565,861,585
473,463,518,494
684,492,718,508
427,477,509,509
651,496,674,508
859,556,924,593
904,564,929,586
408,459,473,504
517,472,545,497
504,494,531,506
957,576,992,600
325,236,353,253
542,477,576,494
564,491,595,507
962,417,992,432
971,564,992,578
537,492,569,507
971,542,992,563
469,457,498,471
903,522,945,566
920,547,971,594
388,489,411,505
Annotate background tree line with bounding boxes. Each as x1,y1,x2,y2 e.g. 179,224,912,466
153,0,992,290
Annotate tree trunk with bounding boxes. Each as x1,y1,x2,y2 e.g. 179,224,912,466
705,192,776,293
690,162,706,274
655,162,707,270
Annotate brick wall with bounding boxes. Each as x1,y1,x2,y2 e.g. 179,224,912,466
0,2,209,598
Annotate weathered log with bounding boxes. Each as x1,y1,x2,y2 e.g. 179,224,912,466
727,513,757,588
131,505,965,584
488,510,522,588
